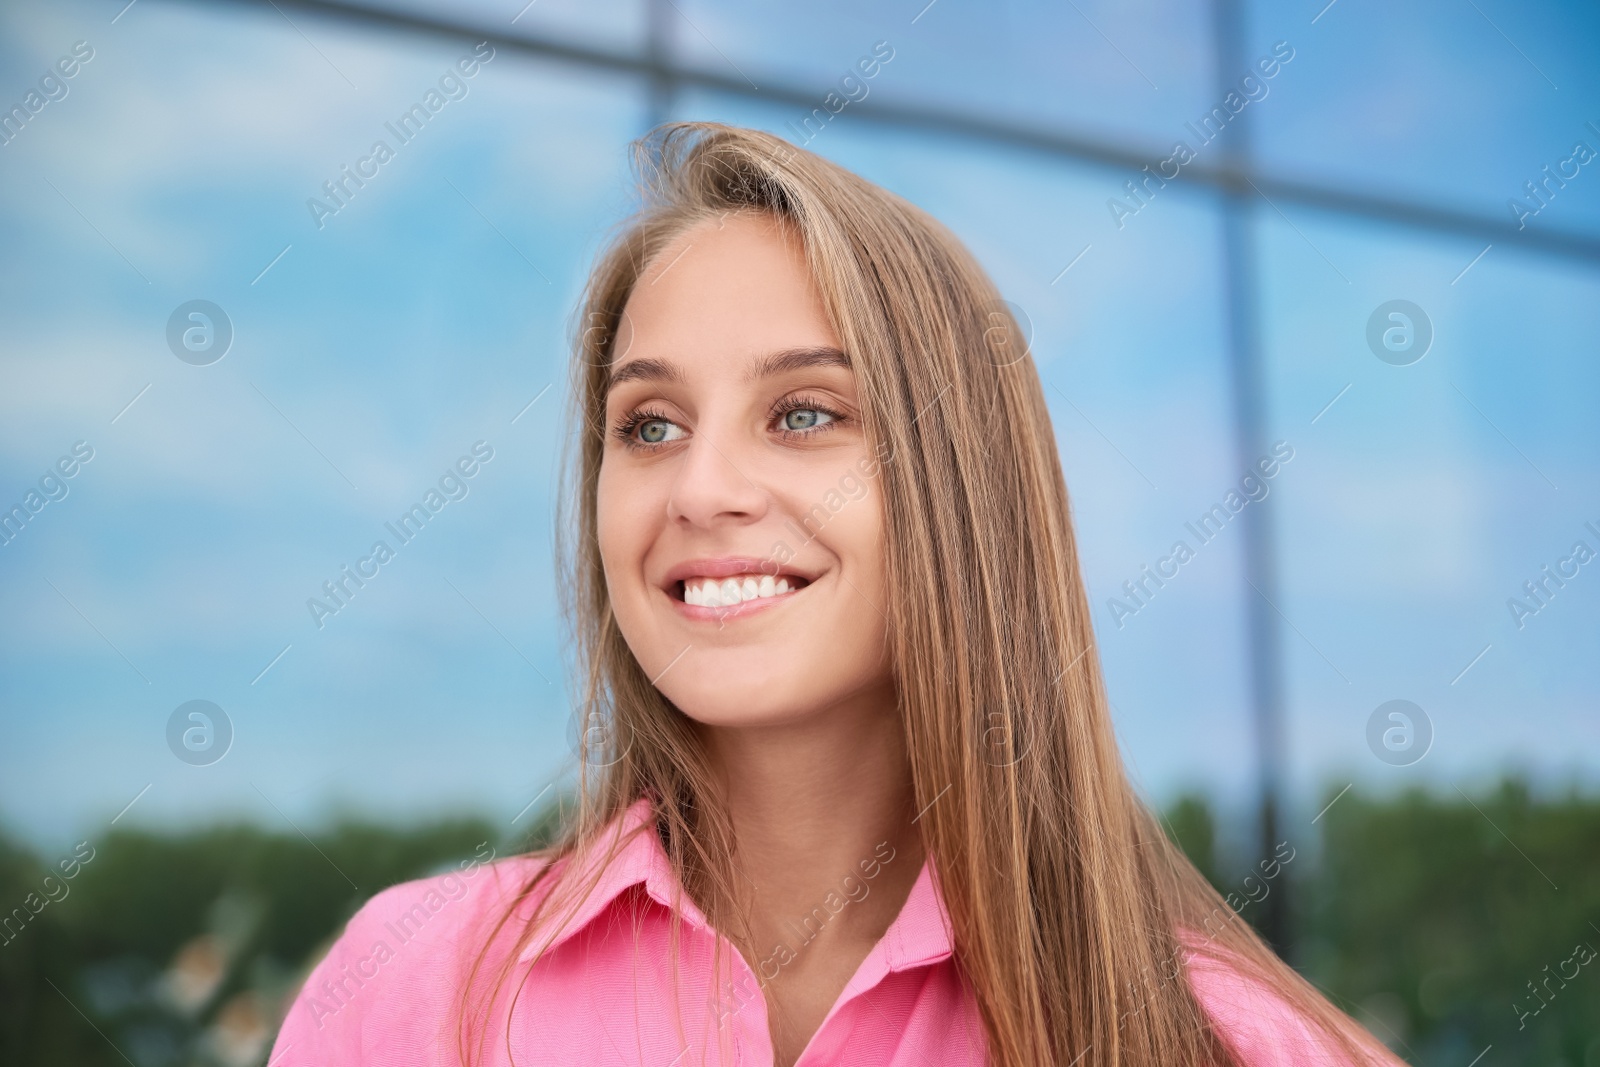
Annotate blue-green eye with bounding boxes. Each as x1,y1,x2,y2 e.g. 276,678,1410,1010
782,408,833,432
620,413,684,446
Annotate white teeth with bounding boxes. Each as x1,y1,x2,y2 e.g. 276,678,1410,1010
681,573,802,607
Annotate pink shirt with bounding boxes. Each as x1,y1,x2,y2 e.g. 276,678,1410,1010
269,798,1374,1066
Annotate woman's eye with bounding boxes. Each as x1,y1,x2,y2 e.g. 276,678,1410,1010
636,418,683,444
781,408,834,432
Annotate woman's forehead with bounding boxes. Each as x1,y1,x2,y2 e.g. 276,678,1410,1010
613,216,836,376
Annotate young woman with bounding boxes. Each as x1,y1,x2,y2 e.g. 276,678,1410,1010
269,123,1403,1067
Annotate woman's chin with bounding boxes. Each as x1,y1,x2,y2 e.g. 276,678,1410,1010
672,694,815,730
664,668,894,733
666,685,832,731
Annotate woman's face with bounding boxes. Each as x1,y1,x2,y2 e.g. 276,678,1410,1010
597,212,894,728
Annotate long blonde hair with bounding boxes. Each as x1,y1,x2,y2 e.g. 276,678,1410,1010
458,121,1393,1067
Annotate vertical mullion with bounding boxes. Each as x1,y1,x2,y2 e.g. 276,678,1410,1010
1211,0,1290,955
645,0,674,131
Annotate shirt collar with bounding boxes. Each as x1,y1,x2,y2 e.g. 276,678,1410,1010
518,797,956,973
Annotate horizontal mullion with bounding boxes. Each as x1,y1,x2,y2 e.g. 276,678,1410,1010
201,0,1600,264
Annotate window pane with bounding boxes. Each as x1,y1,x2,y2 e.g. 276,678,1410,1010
673,0,1214,152
1246,0,1600,237
1257,204,1600,790
0,0,648,843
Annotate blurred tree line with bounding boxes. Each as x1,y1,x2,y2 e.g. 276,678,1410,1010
1165,779,1600,1067
2,780,1595,1066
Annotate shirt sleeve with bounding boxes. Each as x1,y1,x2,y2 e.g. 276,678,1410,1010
268,880,434,1067
267,853,543,1067
1182,943,1405,1067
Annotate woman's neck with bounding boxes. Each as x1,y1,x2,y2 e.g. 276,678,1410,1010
692,682,927,1030
702,681,919,883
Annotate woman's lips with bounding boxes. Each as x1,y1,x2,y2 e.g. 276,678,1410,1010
661,556,814,587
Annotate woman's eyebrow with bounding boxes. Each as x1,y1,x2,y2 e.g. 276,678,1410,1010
743,346,851,382
606,357,684,393
606,347,851,393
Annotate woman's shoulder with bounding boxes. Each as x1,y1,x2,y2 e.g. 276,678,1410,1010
1177,928,1402,1067
268,848,558,1065
336,847,554,954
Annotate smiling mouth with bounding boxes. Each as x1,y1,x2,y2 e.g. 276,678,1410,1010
677,573,811,608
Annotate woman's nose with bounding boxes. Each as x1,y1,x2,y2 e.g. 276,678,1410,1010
664,428,769,529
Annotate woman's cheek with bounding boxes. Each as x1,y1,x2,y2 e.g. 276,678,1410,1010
836,478,887,596
595,466,646,609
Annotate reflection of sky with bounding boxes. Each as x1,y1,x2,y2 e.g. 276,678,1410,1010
1247,0,1600,236
0,0,1595,852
